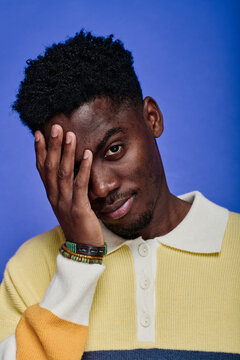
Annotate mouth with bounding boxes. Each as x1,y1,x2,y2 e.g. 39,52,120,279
100,195,135,220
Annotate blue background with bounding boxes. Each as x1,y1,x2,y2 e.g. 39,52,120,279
0,0,239,280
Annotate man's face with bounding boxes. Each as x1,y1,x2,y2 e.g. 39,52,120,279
44,97,163,239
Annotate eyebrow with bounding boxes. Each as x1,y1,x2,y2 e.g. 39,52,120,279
96,127,125,153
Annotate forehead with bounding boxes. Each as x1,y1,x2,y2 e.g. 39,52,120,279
44,98,142,148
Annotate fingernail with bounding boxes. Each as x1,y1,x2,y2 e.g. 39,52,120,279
35,132,40,142
66,133,72,144
83,150,90,159
51,125,59,138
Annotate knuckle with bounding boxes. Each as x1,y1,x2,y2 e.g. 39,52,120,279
71,205,84,218
45,160,54,171
58,167,68,179
74,179,85,189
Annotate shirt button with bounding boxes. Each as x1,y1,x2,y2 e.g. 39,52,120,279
140,313,151,328
138,243,149,257
140,276,151,290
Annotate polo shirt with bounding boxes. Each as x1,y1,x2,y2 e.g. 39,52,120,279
0,191,239,359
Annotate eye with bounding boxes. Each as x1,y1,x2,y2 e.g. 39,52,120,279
105,145,122,157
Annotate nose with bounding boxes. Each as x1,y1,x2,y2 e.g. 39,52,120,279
89,162,120,200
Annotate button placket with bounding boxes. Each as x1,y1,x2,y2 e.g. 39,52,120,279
137,242,152,333
140,313,151,328
140,275,151,290
138,243,149,257
127,239,158,342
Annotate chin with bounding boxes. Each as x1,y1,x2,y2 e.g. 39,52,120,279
103,209,153,240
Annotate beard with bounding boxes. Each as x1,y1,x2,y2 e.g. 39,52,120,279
102,208,154,239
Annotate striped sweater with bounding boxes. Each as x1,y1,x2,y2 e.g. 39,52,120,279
0,191,240,359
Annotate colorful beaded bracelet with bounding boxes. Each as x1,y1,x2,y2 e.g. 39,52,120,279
61,244,103,259
65,241,107,257
59,247,103,265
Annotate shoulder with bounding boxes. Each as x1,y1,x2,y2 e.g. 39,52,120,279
10,226,64,262
7,225,65,276
221,211,240,257
228,210,240,223
225,211,240,236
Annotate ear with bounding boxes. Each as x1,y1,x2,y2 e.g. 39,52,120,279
143,96,163,138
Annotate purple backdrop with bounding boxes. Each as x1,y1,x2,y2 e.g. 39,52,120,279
0,0,239,280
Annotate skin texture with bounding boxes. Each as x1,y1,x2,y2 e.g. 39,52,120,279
35,96,191,246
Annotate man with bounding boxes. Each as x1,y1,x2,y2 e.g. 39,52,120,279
0,30,239,359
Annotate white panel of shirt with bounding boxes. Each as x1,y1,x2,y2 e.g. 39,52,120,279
127,238,160,343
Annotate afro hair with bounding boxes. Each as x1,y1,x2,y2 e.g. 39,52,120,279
12,29,143,134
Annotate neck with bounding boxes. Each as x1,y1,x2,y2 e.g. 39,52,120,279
139,172,192,240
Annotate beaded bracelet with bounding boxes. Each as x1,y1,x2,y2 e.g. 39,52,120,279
59,247,103,265
65,241,107,257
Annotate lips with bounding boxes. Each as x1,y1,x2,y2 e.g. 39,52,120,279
100,195,134,220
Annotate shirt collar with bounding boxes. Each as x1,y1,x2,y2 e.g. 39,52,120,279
101,191,229,255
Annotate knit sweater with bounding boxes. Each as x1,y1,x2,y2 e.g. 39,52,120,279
0,191,239,359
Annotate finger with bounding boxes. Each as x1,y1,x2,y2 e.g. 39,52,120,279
44,124,63,206
72,150,93,209
57,131,76,203
35,131,47,183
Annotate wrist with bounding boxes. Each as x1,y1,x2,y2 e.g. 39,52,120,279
59,240,107,265
68,237,104,247
65,241,107,257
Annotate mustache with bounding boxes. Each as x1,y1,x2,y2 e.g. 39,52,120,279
91,190,137,210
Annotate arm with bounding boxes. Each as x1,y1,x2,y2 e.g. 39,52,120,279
0,125,105,359
0,256,105,360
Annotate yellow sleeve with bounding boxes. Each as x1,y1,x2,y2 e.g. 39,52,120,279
1,254,105,359
16,304,88,360
0,228,105,359
0,227,62,341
